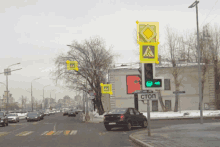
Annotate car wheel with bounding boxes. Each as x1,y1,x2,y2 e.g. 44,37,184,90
126,122,132,131
105,126,112,131
142,120,148,128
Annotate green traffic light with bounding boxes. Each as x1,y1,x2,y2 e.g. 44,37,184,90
146,81,153,87
154,81,160,85
145,79,162,87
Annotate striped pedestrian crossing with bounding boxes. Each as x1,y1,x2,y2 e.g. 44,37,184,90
16,131,34,136
0,132,9,137
0,130,78,137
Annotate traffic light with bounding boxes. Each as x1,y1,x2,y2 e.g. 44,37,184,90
141,63,164,90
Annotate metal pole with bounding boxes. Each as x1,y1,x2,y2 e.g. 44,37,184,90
31,83,33,112
147,99,151,136
6,73,8,113
43,89,44,110
196,0,203,124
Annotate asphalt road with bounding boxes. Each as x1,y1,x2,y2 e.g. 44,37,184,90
0,112,139,147
0,112,220,147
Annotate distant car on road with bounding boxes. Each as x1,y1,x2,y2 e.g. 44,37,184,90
7,113,19,123
0,112,9,127
68,110,77,117
103,108,148,131
27,112,41,122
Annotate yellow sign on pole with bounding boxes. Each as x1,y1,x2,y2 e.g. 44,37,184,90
66,60,78,71
136,21,159,64
100,83,113,95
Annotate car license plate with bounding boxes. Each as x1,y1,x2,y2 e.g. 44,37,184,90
109,122,116,125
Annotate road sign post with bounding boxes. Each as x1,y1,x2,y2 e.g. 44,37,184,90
133,90,159,137
147,99,151,136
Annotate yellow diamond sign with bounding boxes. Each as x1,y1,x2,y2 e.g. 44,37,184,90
141,24,157,42
143,28,153,40
136,21,159,44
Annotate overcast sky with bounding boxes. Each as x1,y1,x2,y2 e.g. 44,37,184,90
0,0,219,103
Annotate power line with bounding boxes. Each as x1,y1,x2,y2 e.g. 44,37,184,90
200,0,219,27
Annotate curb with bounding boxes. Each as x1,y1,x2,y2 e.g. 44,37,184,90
129,133,152,147
151,116,220,121
81,116,220,123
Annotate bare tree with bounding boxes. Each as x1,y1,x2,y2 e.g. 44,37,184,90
163,25,186,112
50,36,119,115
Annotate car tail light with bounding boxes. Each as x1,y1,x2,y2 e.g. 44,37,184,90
120,114,124,121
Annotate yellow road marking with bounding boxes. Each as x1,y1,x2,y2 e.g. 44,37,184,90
64,130,70,135
0,132,9,137
46,131,54,135
16,131,29,136
53,131,63,135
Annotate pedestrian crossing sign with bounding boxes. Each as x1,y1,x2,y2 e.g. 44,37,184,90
66,60,78,71
100,83,113,95
139,43,159,64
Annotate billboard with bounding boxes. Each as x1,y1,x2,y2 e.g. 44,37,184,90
126,75,141,94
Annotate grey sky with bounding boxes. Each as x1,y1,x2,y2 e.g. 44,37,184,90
0,0,219,103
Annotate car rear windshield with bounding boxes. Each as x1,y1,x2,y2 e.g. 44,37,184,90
107,108,127,114
28,113,38,116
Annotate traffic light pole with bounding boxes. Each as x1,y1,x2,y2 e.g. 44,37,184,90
147,99,151,136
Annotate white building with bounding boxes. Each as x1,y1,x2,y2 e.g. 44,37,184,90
108,62,220,112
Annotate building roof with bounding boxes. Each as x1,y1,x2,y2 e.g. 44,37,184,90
110,62,206,71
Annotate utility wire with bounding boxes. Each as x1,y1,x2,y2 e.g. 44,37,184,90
200,0,219,27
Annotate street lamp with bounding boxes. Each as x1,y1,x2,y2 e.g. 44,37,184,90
43,85,50,110
188,0,203,124
31,77,41,112
3,62,21,113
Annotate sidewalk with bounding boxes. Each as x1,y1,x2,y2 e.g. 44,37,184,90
129,122,220,147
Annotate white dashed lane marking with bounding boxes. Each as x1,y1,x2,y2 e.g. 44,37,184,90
70,130,77,135
41,131,49,135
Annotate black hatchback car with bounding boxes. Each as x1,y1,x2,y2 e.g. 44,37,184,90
104,108,147,131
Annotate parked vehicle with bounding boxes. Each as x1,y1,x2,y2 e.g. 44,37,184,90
103,108,148,131
27,112,41,122
63,110,68,116
6,113,19,123
68,110,77,117
0,112,8,127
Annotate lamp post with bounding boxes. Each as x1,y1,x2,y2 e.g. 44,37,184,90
188,0,203,124
31,77,41,112
43,85,50,110
0,62,22,113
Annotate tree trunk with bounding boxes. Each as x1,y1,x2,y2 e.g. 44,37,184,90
174,93,179,112
95,91,104,115
157,90,166,112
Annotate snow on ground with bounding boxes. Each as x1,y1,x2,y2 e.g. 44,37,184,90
92,110,220,119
